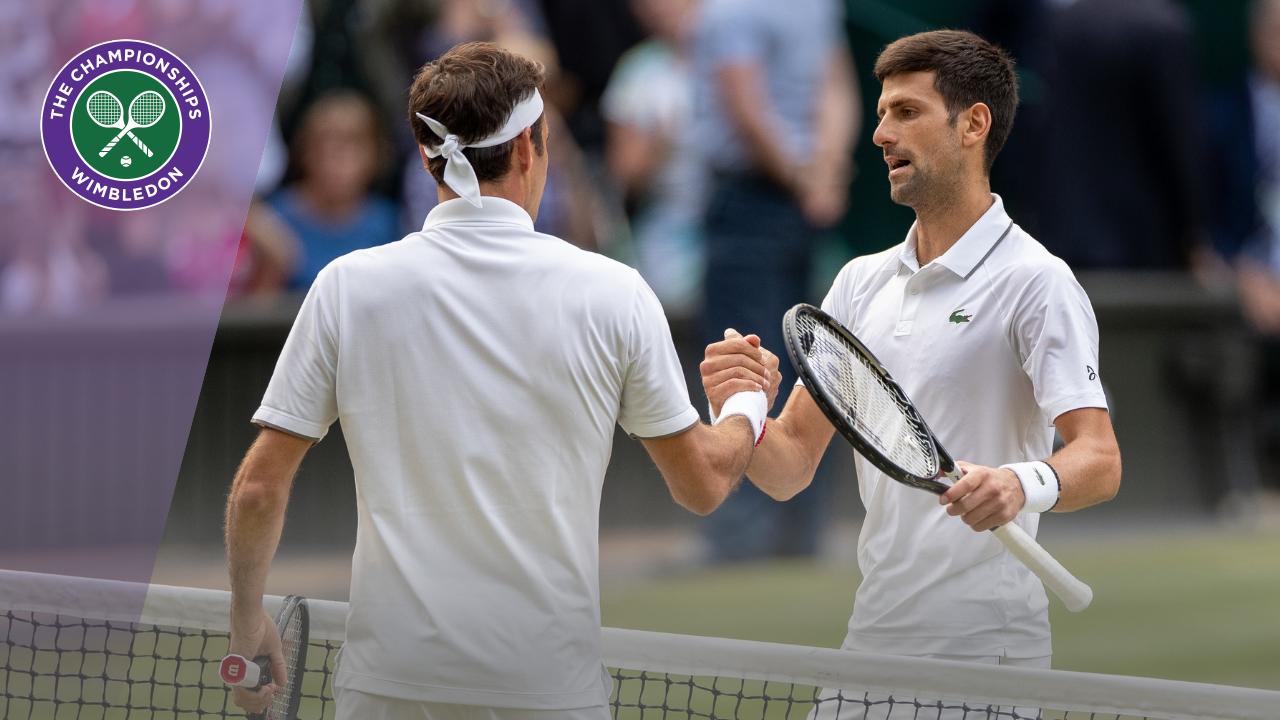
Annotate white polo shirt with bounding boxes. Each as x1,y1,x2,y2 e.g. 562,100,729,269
252,197,699,709
818,195,1107,659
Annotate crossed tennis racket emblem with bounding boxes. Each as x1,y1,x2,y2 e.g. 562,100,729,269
85,89,165,158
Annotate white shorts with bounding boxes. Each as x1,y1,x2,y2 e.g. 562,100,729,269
335,688,611,720
808,653,1052,720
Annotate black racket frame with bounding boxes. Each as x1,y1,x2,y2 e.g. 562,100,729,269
782,303,956,495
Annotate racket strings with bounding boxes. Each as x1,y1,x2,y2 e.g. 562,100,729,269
130,91,165,126
798,314,938,478
271,601,305,719
86,92,123,126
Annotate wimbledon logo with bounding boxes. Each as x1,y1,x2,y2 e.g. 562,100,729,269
41,39,211,211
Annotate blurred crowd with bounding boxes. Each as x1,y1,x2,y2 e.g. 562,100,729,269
4,0,1280,550
5,0,1275,321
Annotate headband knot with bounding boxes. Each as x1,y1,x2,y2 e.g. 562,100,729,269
437,134,462,158
415,89,545,208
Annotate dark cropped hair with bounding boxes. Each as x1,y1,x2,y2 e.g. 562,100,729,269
874,30,1019,173
407,42,547,186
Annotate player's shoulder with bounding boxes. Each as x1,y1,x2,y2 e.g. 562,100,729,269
987,226,1080,286
319,235,415,274
984,226,1092,308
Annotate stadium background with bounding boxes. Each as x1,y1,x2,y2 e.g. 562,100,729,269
2,0,1278,697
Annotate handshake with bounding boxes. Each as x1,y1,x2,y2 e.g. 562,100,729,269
700,329,784,444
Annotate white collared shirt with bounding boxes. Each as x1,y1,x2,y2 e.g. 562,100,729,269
253,197,698,708
818,195,1107,658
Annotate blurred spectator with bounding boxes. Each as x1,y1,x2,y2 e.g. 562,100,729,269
0,183,106,315
1036,0,1204,269
539,0,645,155
0,2,53,144
602,0,703,315
691,0,858,562
269,91,399,289
228,201,302,297
1205,0,1280,482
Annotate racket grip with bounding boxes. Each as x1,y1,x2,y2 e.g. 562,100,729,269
99,136,121,158
992,523,1093,612
129,131,154,157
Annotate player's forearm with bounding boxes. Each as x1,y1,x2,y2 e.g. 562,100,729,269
683,418,755,515
1048,435,1121,512
225,437,303,619
745,415,818,501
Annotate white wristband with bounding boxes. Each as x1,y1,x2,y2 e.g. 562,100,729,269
1001,461,1061,514
713,390,767,445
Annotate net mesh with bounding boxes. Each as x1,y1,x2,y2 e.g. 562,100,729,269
2,571,1276,720
793,311,937,479
86,92,123,126
129,92,165,126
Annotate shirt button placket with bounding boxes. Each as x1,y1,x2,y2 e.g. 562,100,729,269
897,275,920,336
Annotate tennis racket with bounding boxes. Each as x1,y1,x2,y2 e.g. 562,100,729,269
219,594,310,720
86,90,154,157
781,303,1093,612
96,90,164,158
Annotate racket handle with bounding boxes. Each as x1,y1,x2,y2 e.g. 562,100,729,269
992,523,1093,612
218,653,272,689
99,132,125,158
128,131,154,157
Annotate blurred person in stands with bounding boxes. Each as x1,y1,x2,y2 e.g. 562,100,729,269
1205,0,1280,479
603,0,704,316
1036,0,1203,269
227,202,301,298
0,179,106,315
691,0,859,562
269,91,399,290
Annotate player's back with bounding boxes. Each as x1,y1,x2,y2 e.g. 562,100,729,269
315,198,668,709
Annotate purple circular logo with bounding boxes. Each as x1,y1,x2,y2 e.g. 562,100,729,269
41,39,211,212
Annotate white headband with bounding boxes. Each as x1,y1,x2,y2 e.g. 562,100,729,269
416,89,545,207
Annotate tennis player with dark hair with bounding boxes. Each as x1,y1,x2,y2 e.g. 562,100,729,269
225,42,771,720
703,30,1122,676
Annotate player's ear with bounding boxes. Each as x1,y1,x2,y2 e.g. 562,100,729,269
417,144,430,169
961,102,992,149
514,127,534,173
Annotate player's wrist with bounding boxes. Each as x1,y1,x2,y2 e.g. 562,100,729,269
713,390,767,445
1000,460,1061,514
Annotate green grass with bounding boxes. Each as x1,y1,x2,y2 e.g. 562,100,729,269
601,530,1280,692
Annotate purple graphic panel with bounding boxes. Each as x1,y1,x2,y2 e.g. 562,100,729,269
0,1,303,585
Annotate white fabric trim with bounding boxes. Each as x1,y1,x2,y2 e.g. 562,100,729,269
1002,460,1060,514
416,90,545,207
3,569,1279,720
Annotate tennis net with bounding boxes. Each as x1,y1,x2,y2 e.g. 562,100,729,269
2,569,1276,720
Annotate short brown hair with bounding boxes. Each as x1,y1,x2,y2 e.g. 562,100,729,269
874,30,1018,173
407,42,547,187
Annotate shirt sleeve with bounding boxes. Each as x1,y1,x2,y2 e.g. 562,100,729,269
601,50,651,128
1012,262,1109,424
618,273,700,438
252,264,341,440
699,3,768,68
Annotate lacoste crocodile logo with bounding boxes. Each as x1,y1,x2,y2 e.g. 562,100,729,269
948,309,972,324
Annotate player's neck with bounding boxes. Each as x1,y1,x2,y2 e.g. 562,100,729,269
912,182,993,267
437,176,531,214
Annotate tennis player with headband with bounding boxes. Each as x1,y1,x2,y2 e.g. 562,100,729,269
224,42,771,720
703,30,1122,689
